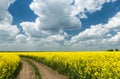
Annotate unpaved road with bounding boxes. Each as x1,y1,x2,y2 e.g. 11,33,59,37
15,59,36,79
21,58,69,79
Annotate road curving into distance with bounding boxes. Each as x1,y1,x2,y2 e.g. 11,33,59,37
15,58,68,79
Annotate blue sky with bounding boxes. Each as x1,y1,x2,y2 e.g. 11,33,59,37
8,0,37,35
9,0,120,36
65,0,120,35
0,0,120,51
9,0,37,24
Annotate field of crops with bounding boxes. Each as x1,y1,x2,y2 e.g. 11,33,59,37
0,51,120,79
20,51,120,79
0,54,20,79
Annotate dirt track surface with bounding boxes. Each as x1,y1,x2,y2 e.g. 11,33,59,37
15,58,68,79
26,58,69,79
15,59,36,79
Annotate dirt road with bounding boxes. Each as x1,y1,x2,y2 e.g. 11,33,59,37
15,59,36,79
28,58,69,79
16,58,68,79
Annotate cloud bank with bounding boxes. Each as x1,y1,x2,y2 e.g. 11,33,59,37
71,12,120,50
0,0,19,43
0,0,119,51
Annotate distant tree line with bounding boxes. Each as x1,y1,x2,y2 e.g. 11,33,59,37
106,49,119,51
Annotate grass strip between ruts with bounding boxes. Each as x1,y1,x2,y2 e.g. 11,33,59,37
26,59,42,79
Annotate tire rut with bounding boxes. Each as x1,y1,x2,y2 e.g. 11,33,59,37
15,59,36,79
26,58,69,79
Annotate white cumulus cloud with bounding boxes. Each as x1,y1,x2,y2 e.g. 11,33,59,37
18,0,118,51
71,12,120,50
0,0,118,51
0,0,19,44
71,0,116,18
21,0,81,34
21,0,116,37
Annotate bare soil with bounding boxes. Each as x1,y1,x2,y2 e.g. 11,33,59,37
15,59,36,79
15,58,69,79
27,58,69,79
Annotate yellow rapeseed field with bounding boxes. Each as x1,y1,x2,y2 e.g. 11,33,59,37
0,51,120,79
20,51,120,79
0,53,20,79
